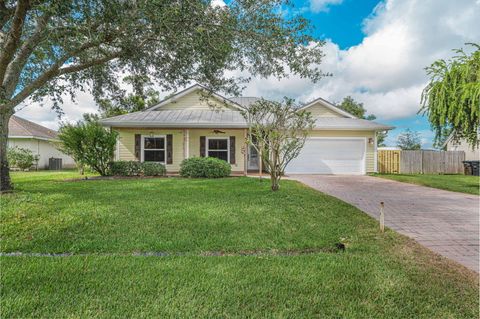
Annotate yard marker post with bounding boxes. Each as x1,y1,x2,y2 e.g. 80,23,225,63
380,202,385,233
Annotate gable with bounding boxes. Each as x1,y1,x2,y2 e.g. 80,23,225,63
302,101,349,118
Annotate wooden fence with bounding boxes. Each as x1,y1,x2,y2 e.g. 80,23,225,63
378,150,465,174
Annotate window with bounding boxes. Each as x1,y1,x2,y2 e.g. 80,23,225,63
143,136,165,162
207,137,229,162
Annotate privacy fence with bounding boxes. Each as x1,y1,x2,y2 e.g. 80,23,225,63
378,150,465,174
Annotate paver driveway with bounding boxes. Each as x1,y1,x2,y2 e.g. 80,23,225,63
289,175,479,272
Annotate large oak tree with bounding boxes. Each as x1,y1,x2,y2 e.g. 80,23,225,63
0,0,326,191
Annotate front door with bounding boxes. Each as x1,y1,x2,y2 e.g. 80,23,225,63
247,145,259,170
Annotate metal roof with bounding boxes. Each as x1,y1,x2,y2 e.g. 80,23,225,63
8,115,58,140
100,109,394,130
100,109,249,128
313,117,394,130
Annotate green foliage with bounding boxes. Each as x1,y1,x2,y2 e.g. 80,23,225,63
110,161,166,176
85,75,161,120
7,147,39,170
242,98,315,191
141,162,166,176
396,129,421,150
58,121,117,176
179,157,231,178
337,96,388,146
421,43,480,147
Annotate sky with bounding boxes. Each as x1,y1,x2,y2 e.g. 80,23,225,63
16,0,480,148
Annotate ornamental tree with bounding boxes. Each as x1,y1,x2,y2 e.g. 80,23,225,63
242,98,314,191
421,43,480,148
57,121,117,176
0,0,326,191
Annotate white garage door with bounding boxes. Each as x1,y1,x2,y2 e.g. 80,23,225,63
286,138,366,174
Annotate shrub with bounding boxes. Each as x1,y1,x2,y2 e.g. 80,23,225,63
110,161,166,176
58,121,117,176
7,147,39,170
110,161,142,176
142,162,166,176
179,157,231,178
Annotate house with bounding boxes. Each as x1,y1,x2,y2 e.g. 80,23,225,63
100,84,393,175
8,115,76,169
443,134,479,161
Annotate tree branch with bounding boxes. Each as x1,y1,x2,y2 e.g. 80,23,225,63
5,50,122,110
3,12,51,95
0,0,29,83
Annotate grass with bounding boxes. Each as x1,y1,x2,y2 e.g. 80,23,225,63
372,173,479,195
1,171,478,318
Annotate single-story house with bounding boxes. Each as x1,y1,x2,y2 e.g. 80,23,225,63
100,84,393,175
8,115,76,169
443,134,479,161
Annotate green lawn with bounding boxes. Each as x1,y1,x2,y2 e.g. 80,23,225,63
372,173,480,195
1,171,478,318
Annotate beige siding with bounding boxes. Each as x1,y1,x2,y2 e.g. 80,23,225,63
189,129,246,173
308,130,376,173
7,138,76,169
114,127,247,173
304,102,347,118
160,91,235,111
115,128,185,171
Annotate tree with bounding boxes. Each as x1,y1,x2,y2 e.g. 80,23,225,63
58,121,117,176
421,43,480,148
0,0,326,191
84,75,160,121
242,98,314,191
337,96,387,146
396,129,421,150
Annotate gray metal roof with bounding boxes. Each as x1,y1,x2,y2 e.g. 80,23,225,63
229,97,261,108
100,109,393,131
313,117,394,130
100,109,248,128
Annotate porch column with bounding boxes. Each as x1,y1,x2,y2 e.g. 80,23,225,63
184,129,190,159
243,129,248,176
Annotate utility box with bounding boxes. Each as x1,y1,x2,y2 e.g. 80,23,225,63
49,158,62,170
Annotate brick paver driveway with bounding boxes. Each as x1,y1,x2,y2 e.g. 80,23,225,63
289,175,479,272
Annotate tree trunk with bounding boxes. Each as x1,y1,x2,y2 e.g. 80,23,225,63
270,173,279,191
0,106,13,192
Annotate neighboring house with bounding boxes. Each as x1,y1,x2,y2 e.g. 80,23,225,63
8,115,76,169
100,84,393,175
443,134,479,161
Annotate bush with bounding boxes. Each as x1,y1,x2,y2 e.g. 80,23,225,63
179,157,231,178
7,147,39,170
110,161,166,176
141,162,166,176
58,121,117,176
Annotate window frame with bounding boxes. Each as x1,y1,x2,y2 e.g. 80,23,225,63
206,136,230,163
140,135,166,163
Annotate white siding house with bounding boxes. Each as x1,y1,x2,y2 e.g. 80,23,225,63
8,116,76,169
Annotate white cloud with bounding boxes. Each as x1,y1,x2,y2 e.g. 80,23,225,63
310,0,344,13
238,0,480,121
210,0,226,8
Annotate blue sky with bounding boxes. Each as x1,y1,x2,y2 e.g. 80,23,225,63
18,0,479,149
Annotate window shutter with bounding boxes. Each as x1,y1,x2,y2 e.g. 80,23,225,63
134,134,141,161
200,136,206,157
166,134,173,164
229,136,236,164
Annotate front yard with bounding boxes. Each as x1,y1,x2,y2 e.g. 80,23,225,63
372,173,479,195
1,171,478,318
